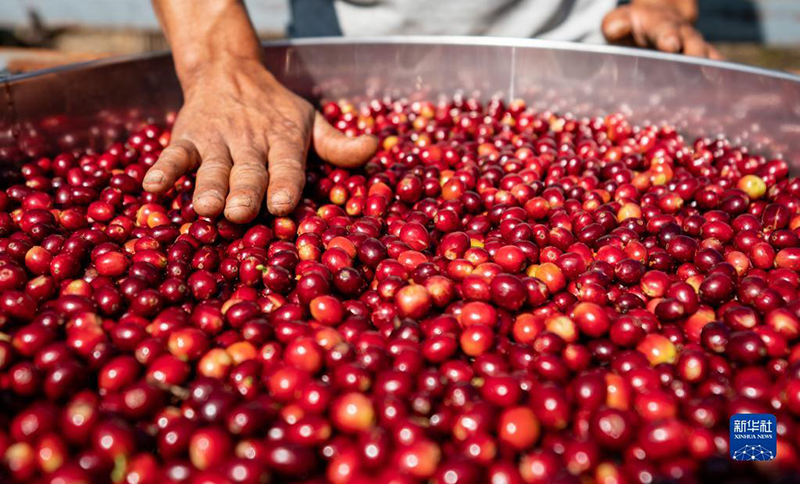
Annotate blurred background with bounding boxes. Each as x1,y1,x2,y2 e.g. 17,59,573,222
0,0,799,75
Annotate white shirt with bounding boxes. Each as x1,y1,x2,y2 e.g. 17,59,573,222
333,0,617,42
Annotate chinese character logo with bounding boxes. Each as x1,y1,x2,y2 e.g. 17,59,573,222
730,413,777,461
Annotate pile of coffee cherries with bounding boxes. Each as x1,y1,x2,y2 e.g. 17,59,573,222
1,94,800,484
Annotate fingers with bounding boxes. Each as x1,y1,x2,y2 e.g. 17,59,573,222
653,22,681,53
225,147,269,224
266,135,308,216
679,25,708,58
605,4,722,59
193,145,232,217
154,110,377,220
674,0,698,24
313,112,378,168
679,25,725,60
143,138,199,193
708,45,726,61
602,6,633,43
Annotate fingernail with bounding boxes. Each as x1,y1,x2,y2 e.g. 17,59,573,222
144,171,164,185
271,191,292,206
228,195,253,209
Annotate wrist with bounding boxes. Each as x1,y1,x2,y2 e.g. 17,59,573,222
177,56,281,100
156,0,264,90
175,50,265,90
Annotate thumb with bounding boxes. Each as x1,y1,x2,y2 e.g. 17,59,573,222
312,112,378,168
602,5,633,42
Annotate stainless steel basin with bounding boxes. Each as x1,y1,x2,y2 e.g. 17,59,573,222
2,37,800,182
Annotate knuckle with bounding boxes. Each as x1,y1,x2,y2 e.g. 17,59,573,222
273,120,308,145
685,30,702,41
239,163,268,176
270,173,305,191
235,146,264,163
233,167,268,187
270,157,304,172
232,183,265,196
158,152,188,172
233,159,267,179
287,129,309,147
279,118,301,133
167,141,193,158
197,167,230,189
164,137,194,155
200,156,231,174
155,155,180,174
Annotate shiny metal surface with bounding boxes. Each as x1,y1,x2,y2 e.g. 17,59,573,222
2,37,800,181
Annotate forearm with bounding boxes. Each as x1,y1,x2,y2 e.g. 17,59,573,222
152,0,265,87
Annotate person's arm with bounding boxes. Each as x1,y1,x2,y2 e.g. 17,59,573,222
144,0,378,222
602,0,722,59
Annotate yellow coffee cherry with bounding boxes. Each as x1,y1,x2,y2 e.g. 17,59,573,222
737,175,766,199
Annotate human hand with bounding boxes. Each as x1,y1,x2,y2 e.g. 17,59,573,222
142,59,378,223
602,2,723,59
